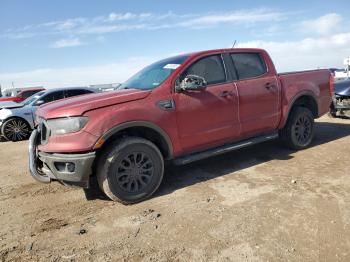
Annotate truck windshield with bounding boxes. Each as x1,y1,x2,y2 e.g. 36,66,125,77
22,91,45,105
119,55,189,90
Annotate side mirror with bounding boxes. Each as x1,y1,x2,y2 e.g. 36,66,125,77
177,75,207,92
34,100,45,106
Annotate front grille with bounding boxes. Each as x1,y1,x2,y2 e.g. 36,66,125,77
40,122,49,145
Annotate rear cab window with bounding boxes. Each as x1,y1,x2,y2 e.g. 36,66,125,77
230,53,267,80
181,55,226,85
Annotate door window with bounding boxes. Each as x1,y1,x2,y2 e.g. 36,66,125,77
182,55,226,85
231,53,266,80
41,91,65,103
65,89,93,98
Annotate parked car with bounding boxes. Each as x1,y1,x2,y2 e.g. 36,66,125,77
29,48,332,204
0,87,45,103
0,87,95,141
329,79,350,117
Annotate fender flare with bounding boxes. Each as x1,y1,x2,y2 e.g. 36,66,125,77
99,121,174,159
280,90,318,128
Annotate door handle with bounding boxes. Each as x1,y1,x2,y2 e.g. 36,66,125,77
265,82,277,91
219,90,234,97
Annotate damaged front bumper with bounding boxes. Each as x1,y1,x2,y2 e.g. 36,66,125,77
28,130,96,188
333,95,350,110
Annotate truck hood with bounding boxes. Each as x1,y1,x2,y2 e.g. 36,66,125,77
37,89,151,119
334,80,350,96
0,101,24,109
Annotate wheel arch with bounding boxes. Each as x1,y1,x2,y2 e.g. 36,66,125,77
97,121,174,160
281,91,318,128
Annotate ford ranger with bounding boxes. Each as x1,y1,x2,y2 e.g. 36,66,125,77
29,48,333,204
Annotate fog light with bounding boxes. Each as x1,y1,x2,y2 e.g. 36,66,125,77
66,163,75,172
54,162,75,173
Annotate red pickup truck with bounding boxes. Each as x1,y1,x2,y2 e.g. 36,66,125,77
0,87,45,103
29,48,332,204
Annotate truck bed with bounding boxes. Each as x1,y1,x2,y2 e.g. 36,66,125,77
278,69,332,120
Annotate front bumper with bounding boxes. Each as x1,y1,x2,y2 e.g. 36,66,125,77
28,130,96,188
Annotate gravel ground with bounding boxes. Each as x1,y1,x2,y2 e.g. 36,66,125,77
0,115,350,262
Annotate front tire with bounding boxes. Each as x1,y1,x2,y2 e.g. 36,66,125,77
279,107,314,150
1,118,31,142
97,137,164,204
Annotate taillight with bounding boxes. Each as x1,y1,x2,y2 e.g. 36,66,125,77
329,74,334,96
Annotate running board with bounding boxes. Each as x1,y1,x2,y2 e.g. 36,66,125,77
173,133,279,165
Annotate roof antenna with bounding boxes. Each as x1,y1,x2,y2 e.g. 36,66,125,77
232,40,237,48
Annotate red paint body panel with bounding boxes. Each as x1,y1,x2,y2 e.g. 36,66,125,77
37,89,151,118
174,82,239,153
277,70,332,129
0,88,44,103
35,48,332,157
37,130,99,153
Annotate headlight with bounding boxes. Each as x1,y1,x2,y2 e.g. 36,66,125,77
0,109,13,121
46,117,88,135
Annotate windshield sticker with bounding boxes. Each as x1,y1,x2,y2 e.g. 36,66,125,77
163,64,181,70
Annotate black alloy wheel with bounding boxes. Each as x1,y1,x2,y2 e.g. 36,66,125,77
279,106,315,150
114,152,155,193
97,137,164,204
293,115,312,145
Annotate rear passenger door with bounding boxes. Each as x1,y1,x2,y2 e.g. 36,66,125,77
231,53,280,136
174,54,240,152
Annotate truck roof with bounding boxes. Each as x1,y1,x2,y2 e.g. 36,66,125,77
18,87,45,92
43,86,95,93
186,47,266,57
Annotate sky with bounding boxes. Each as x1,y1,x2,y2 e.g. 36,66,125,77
0,0,350,89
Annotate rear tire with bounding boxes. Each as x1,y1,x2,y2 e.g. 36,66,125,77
279,107,314,150
97,137,164,204
1,118,31,142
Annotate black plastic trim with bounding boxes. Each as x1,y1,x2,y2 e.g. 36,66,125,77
38,151,96,188
173,133,278,165
280,91,318,128
100,121,174,159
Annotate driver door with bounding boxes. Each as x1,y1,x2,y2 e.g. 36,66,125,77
174,54,240,153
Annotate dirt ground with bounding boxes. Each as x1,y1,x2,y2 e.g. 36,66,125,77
1,115,350,262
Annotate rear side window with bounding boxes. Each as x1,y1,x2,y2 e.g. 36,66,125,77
231,53,266,80
41,91,65,103
183,55,226,85
65,89,92,98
